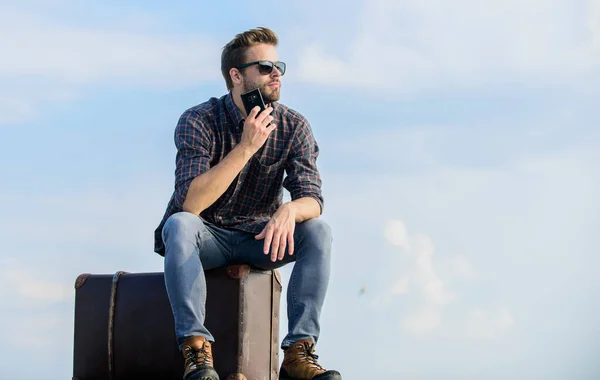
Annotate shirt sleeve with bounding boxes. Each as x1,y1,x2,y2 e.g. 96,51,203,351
173,110,212,210
283,119,324,214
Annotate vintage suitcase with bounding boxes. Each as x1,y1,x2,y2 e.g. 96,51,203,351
72,265,282,380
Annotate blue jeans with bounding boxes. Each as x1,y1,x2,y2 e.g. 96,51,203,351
161,211,333,350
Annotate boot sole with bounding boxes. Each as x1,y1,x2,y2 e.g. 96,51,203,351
279,369,342,380
185,367,220,380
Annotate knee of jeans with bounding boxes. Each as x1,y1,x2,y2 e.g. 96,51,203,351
162,211,203,242
301,218,333,245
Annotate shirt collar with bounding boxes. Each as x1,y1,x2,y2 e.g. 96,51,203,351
225,91,245,128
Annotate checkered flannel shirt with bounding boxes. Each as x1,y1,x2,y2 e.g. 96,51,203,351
154,92,324,255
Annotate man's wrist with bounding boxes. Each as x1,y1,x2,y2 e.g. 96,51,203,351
282,201,305,222
235,142,256,160
282,201,296,212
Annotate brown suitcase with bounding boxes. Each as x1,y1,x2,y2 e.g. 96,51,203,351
72,265,282,380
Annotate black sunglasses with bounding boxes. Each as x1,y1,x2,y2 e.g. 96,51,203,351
236,60,286,76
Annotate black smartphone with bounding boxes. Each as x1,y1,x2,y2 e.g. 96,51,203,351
240,88,266,117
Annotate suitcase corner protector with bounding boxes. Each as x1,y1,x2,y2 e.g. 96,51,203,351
274,269,282,287
226,264,251,279
74,273,90,289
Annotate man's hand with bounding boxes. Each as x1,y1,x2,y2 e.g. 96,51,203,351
240,105,277,154
255,203,296,262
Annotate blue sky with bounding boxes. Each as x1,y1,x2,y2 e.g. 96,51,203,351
1,0,599,379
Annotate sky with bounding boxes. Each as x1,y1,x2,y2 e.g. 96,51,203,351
0,0,599,379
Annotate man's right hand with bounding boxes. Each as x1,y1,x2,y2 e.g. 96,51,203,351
240,105,276,153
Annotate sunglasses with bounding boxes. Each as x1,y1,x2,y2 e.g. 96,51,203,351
236,60,286,76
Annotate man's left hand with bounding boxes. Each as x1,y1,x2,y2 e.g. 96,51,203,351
255,203,296,262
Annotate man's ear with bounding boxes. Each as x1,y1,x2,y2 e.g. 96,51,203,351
230,68,243,86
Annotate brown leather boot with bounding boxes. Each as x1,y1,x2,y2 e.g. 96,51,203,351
279,339,342,380
181,336,219,380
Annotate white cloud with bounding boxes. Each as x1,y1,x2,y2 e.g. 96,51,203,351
449,254,476,280
392,276,410,295
383,220,456,334
384,219,411,251
0,9,220,86
0,6,221,125
0,93,45,125
402,307,442,334
402,233,456,334
296,0,600,93
412,233,455,306
466,306,515,340
335,122,600,341
2,268,73,303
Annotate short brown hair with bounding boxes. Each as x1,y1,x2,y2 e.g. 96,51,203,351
221,27,279,90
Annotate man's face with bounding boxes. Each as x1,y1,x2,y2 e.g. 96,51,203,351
240,43,282,103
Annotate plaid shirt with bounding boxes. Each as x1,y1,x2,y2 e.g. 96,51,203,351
154,92,324,255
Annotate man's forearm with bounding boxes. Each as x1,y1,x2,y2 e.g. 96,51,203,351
182,144,254,215
287,197,322,223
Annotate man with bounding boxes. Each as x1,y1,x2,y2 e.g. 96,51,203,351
153,27,342,380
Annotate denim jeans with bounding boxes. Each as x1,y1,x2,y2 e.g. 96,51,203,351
161,211,333,350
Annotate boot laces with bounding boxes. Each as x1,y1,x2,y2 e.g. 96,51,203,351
299,341,325,370
185,345,211,368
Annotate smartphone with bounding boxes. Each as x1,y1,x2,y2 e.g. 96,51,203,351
240,88,267,116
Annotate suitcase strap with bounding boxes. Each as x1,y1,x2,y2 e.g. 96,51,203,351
108,271,127,380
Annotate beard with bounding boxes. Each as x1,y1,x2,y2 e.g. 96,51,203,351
242,76,280,103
